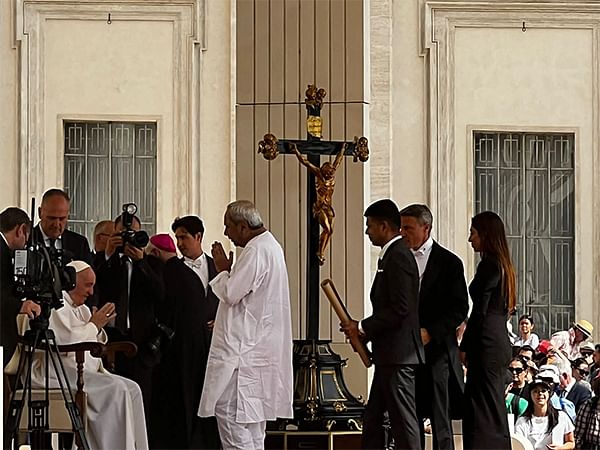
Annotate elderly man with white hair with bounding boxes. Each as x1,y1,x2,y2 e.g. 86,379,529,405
198,200,293,450
29,260,149,450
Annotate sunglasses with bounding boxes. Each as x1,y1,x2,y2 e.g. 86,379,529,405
577,368,590,376
519,355,532,361
510,367,525,374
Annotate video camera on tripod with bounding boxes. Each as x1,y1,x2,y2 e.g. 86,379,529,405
4,198,90,450
13,230,76,315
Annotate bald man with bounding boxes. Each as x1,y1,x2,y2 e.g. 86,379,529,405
93,220,115,253
32,189,92,265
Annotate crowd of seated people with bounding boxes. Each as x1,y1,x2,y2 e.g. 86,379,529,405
506,318,600,449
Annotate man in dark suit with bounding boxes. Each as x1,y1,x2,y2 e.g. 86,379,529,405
341,199,424,450
400,204,469,450
557,359,592,412
148,216,220,449
1,207,41,366
94,213,164,418
33,189,93,266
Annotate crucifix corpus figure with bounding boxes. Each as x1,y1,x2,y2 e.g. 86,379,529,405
257,83,368,272
289,142,345,265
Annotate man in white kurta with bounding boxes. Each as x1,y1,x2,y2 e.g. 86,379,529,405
29,261,149,450
198,200,293,450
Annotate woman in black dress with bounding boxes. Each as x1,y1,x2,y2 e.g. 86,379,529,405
460,211,516,449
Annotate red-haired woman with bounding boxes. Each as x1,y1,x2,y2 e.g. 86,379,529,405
460,211,516,449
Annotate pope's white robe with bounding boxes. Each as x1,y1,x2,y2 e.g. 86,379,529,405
198,231,293,423
30,292,149,450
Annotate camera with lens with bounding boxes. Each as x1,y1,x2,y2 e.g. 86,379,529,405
141,321,175,366
147,322,175,356
118,203,149,250
13,199,76,318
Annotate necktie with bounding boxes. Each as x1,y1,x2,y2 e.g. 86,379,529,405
115,255,130,335
560,389,567,398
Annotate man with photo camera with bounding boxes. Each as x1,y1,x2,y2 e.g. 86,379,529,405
93,204,164,419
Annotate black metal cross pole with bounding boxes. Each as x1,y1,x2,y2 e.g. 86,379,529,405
258,85,368,339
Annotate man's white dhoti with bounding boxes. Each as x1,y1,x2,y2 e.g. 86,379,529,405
199,230,293,449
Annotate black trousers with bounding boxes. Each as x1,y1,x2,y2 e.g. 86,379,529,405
362,364,420,450
417,345,457,450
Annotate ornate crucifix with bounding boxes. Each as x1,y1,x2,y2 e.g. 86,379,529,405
257,84,369,340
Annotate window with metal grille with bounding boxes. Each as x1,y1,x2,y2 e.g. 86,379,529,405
64,121,157,244
473,132,574,339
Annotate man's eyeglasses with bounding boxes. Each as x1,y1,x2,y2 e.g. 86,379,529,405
510,367,525,374
576,367,589,376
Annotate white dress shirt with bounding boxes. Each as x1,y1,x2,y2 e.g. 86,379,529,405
410,236,434,284
183,252,209,290
359,235,403,334
39,226,63,251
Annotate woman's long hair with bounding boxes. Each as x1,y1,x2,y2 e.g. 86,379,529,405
471,211,517,313
523,386,559,433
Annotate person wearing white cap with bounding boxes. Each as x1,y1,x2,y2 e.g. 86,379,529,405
537,364,577,423
29,260,149,450
514,378,575,450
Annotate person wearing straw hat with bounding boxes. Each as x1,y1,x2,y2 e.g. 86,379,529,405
551,319,594,360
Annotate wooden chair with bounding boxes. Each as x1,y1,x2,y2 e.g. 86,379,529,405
4,325,137,450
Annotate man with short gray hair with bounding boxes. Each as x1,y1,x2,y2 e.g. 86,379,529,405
400,203,468,450
198,200,293,450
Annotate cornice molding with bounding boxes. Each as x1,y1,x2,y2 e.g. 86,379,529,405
15,0,204,213
420,0,600,335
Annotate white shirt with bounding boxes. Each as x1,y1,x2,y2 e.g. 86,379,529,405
359,235,404,334
514,411,574,450
562,378,576,398
39,225,62,251
378,235,403,261
104,252,132,329
183,252,209,290
199,231,293,422
514,333,540,350
410,236,434,283
0,232,9,248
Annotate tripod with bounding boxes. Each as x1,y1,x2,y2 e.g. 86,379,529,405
4,306,90,450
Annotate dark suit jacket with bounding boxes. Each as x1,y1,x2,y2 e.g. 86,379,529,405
150,256,220,449
567,381,592,412
1,237,21,366
362,238,424,366
420,241,469,385
32,225,93,266
94,251,164,346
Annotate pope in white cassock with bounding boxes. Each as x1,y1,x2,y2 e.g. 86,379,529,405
29,260,149,450
198,200,293,450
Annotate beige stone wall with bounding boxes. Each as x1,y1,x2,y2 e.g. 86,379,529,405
409,0,600,337
0,0,233,248
0,1,19,205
